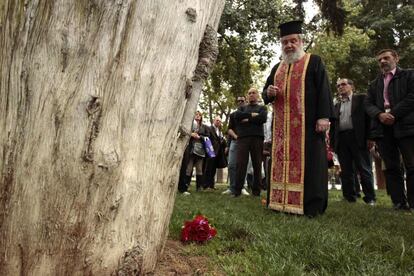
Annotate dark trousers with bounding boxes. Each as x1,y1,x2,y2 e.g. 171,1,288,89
354,170,361,196
337,130,376,202
235,136,263,196
203,157,217,188
178,147,191,193
178,167,189,193
376,127,414,208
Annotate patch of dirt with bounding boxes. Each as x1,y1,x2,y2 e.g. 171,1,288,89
152,240,225,276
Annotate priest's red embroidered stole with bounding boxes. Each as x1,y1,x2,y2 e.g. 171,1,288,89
268,53,310,215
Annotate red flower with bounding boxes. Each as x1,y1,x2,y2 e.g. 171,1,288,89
181,215,217,243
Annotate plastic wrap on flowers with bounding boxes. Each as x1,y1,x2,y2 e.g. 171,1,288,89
181,215,217,243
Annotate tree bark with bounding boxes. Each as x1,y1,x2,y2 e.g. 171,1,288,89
0,0,224,274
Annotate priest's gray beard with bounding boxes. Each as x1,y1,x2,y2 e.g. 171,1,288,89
282,47,305,64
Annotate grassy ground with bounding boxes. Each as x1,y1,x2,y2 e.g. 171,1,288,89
169,184,414,275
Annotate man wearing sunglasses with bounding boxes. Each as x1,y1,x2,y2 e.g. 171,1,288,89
330,78,376,205
222,96,250,196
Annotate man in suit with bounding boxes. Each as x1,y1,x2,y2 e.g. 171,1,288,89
203,116,226,189
330,78,376,204
365,49,414,210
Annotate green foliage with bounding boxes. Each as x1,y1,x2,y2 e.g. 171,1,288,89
200,0,294,124
218,0,291,67
309,0,413,95
202,0,414,118
352,0,414,68
171,188,414,275
311,26,373,93
313,0,346,35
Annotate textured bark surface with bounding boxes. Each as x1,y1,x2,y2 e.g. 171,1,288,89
0,0,224,274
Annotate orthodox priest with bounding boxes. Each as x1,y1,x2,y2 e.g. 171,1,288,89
262,20,334,217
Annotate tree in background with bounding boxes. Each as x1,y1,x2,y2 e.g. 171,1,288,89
203,0,413,112
200,0,293,125
200,0,351,123
351,0,413,67
310,0,413,94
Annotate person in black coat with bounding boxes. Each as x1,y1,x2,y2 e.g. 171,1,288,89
262,20,334,217
178,111,210,194
365,49,414,210
203,116,227,189
330,78,376,204
234,88,267,197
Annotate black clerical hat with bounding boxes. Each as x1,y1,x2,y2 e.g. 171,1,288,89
278,20,303,37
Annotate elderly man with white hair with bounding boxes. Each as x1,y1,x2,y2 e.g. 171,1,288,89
262,20,334,217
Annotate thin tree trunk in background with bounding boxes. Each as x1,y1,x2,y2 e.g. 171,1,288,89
374,156,386,190
208,92,214,124
216,168,225,184
0,1,224,274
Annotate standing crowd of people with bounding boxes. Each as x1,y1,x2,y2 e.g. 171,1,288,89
178,111,227,195
177,20,414,217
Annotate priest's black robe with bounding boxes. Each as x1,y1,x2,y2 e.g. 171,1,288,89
262,54,334,217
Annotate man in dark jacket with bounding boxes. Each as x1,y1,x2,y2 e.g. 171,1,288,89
233,88,267,197
330,78,376,204
365,49,414,210
222,96,250,196
203,116,226,189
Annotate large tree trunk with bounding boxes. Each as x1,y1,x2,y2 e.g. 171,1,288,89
0,0,224,274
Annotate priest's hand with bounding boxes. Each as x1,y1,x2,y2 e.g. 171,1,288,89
267,85,282,100
315,119,330,133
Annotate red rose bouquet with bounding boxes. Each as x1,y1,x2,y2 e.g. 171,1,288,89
181,215,217,243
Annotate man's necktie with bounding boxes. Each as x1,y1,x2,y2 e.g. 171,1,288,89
383,72,393,108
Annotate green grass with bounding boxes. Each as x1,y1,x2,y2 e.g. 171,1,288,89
169,184,414,275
